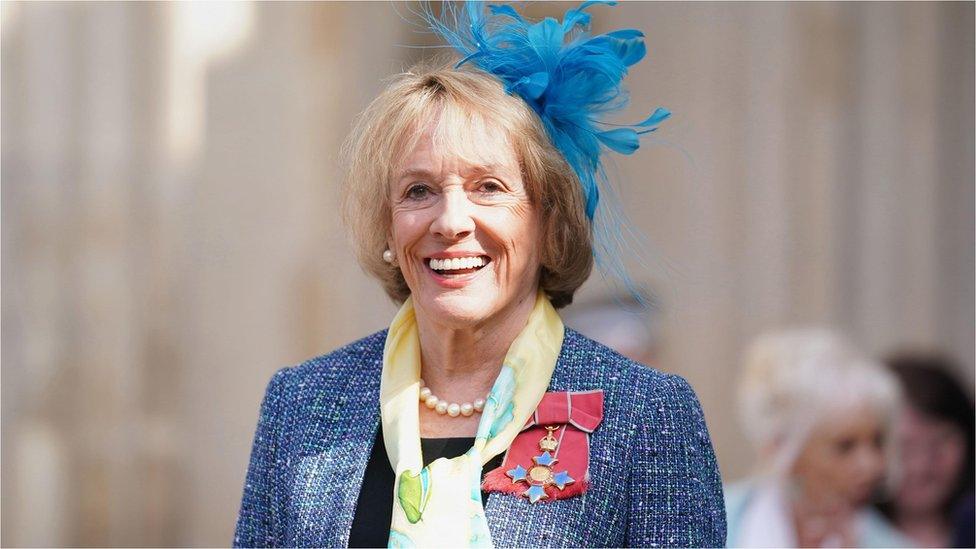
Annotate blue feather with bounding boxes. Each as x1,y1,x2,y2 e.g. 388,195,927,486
561,7,592,33
487,4,524,23
596,128,640,154
606,28,643,39
527,18,564,71
576,0,617,12
637,107,671,127
507,71,549,99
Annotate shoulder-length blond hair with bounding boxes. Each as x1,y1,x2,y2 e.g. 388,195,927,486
339,57,593,308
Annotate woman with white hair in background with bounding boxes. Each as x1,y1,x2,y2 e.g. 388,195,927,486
725,328,912,548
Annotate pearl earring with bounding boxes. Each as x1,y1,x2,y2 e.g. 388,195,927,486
383,249,396,264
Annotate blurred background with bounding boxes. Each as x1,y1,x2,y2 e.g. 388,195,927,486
2,1,972,546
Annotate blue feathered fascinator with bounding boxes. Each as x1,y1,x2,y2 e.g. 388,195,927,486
423,0,670,220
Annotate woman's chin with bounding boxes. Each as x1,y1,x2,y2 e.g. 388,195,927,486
405,279,515,325
845,484,877,507
418,291,495,325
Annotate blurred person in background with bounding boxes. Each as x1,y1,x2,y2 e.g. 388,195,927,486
876,352,975,548
726,328,911,548
232,2,725,547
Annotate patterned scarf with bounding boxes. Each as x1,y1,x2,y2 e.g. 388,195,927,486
381,291,563,548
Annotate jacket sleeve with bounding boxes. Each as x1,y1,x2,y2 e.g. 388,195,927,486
626,373,727,548
233,367,291,548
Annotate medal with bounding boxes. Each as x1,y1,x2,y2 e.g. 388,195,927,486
482,390,602,503
505,426,576,503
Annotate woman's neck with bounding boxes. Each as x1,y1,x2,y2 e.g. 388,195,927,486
417,295,534,396
413,291,537,437
787,486,858,547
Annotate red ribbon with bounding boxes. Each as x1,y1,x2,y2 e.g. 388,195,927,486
482,390,604,501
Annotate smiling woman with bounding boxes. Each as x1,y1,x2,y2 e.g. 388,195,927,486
389,117,541,328
341,65,592,311
232,2,725,547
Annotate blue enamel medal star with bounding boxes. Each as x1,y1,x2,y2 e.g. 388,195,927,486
552,470,575,490
525,484,548,503
506,426,576,503
506,464,528,483
533,451,556,467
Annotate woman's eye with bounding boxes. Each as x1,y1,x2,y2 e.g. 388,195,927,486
406,184,431,200
835,437,857,455
873,432,885,450
479,180,504,193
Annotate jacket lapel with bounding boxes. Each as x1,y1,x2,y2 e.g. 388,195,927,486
485,327,588,547
331,364,382,547
286,342,382,548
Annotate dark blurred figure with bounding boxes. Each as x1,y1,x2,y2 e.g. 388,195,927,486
878,352,975,548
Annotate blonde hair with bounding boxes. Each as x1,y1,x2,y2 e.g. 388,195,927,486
339,57,593,308
738,328,902,479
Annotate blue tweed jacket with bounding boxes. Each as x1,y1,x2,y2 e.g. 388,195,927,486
233,328,726,548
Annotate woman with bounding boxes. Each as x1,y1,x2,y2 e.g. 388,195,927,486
877,353,975,548
234,2,726,547
725,328,910,548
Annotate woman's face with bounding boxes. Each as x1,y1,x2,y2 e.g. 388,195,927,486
389,122,541,327
792,407,887,509
893,405,967,514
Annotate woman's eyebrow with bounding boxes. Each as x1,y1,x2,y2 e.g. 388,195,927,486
461,163,508,178
395,168,437,184
396,164,509,182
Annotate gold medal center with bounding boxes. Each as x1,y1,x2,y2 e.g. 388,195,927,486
528,465,552,483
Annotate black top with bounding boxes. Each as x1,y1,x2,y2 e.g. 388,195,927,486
348,425,505,548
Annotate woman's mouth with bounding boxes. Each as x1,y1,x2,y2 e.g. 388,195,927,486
425,255,491,276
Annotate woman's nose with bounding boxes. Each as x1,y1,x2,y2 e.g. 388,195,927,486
430,189,475,240
856,445,885,480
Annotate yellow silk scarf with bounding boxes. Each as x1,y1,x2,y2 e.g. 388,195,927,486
381,291,564,548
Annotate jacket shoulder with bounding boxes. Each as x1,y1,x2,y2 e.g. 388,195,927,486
559,329,726,546
556,327,683,399
559,328,709,441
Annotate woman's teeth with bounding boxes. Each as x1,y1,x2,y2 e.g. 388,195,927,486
429,256,487,271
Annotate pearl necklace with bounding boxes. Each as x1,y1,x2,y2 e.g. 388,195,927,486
418,379,486,418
